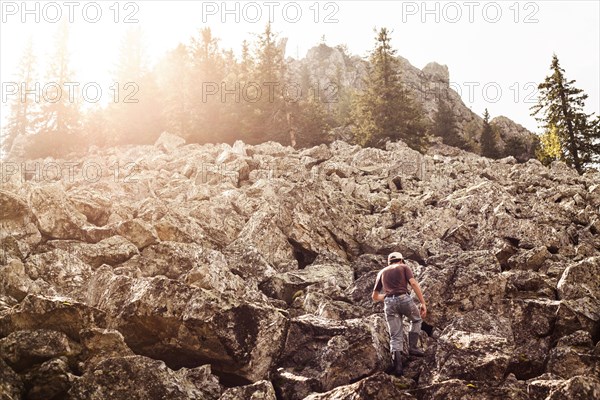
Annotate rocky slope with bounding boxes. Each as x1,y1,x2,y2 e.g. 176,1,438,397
1,132,599,399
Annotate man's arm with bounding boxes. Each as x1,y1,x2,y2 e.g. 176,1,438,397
372,271,385,302
409,278,427,318
372,290,385,302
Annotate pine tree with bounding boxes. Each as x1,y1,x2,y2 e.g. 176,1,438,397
531,54,600,173
188,27,226,143
481,108,500,158
432,99,469,149
351,28,428,151
248,23,289,144
295,94,331,148
157,44,193,138
594,115,600,154
331,46,354,127
291,63,334,147
191,27,222,79
255,23,284,84
107,27,163,145
36,22,81,136
240,40,254,79
228,40,256,142
503,135,529,161
2,38,37,157
115,26,145,82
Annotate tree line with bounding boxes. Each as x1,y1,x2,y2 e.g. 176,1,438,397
3,25,599,173
3,23,335,157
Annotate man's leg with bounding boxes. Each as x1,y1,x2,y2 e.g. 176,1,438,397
400,299,424,356
384,299,403,352
384,299,404,375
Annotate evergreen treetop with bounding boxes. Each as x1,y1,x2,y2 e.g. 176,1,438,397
531,54,599,173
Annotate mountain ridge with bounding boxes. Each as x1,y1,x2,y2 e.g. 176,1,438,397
290,43,538,160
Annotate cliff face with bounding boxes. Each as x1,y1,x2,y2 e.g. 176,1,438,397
289,44,538,161
1,133,599,399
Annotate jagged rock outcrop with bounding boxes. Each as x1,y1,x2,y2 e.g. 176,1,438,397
290,44,538,160
1,134,599,399
491,116,539,162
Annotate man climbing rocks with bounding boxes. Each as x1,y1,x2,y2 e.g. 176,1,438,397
372,252,427,376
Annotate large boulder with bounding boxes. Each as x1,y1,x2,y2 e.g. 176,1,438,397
68,355,222,400
507,246,552,271
1,259,43,301
23,357,76,400
527,375,600,400
114,219,160,249
188,199,246,248
155,132,186,153
153,211,212,245
420,251,507,328
347,269,384,315
86,268,288,381
545,330,599,379
507,299,559,379
0,329,81,372
67,190,112,227
219,380,276,400
503,270,555,299
24,249,94,300
0,357,23,400
414,377,530,400
275,314,389,397
119,243,245,291
43,236,139,268
557,257,600,329
0,190,41,262
184,250,250,292
79,328,135,371
290,284,367,320
259,262,354,304
29,185,91,240
0,295,106,341
432,310,514,383
303,372,416,400
225,205,298,279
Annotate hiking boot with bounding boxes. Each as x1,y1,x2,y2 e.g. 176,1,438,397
393,350,403,376
408,332,425,357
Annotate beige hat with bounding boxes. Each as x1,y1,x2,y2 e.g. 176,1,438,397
388,252,404,264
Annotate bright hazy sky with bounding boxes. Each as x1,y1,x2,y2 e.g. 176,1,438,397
1,0,599,133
